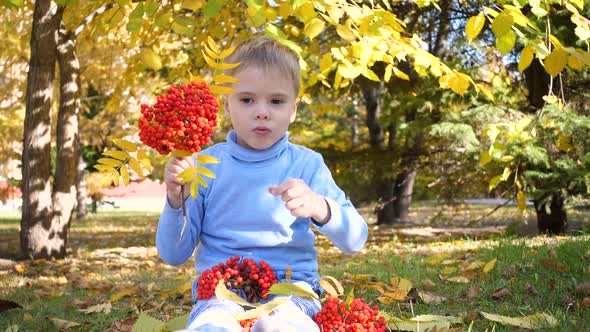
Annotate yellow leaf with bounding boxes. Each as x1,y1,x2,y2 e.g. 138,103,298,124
195,175,208,188
362,68,380,81
171,150,193,157
303,18,325,40
324,275,344,294
48,318,81,329
480,312,558,329
496,30,516,55
190,179,198,198
215,279,254,307
111,170,119,186
235,296,291,320
336,23,356,42
120,166,129,185
447,276,470,283
519,46,534,72
450,75,470,95
568,54,584,71
140,48,162,71
102,150,129,161
278,2,292,18
268,282,318,299
98,158,123,167
159,281,192,300
111,138,137,152
110,285,139,302
319,53,333,74
128,157,143,177
476,83,495,102
197,166,216,178
209,85,235,95
384,64,393,82
319,279,339,297
206,36,219,53
14,264,25,274
393,67,409,81
93,164,117,173
480,150,492,167
137,150,152,173
217,46,237,59
499,155,514,162
492,11,514,36
337,64,361,79
483,258,497,273
517,190,527,210
544,47,569,77
196,155,220,164
556,134,574,152
212,74,239,84
177,167,197,183
466,12,486,42
181,0,202,11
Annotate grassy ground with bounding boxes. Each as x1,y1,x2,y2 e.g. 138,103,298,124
0,206,589,331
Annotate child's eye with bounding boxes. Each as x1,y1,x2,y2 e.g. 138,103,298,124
271,99,285,105
240,97,254,104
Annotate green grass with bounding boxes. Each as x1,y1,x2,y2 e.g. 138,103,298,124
1,212,589,331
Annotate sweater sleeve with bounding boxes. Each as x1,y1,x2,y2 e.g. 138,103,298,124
155,189,204,266
306,153,368,254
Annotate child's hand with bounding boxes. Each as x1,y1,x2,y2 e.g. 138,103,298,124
164,156,194,209
269,179,330,224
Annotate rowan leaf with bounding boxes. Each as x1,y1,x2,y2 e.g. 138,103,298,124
234,296,291,320
215,279,255,308
111,138,137,152
209,85,235,95
98,158,123,167
102,150,129,161
128,157,143,177
268,282,318,299
197,166,216,178
324,275,344,294
212,75,240,84
319,279,339,297
120,166,129,186
196,155,220,164
171,150,193,157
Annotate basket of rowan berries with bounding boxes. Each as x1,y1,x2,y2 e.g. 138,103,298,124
196,256,278,303
138,81,219,155
314,297,388,332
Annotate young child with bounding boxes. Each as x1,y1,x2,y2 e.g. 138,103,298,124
156,36,368,332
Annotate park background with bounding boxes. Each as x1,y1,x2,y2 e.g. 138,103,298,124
1,0,589,331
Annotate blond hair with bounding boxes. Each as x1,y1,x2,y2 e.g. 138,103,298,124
224,36,301,96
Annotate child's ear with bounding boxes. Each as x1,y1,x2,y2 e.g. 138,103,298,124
290,98,299,123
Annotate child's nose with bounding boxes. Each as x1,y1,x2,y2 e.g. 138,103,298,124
255,107,270,120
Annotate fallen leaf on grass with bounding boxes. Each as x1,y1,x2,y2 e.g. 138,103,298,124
0,299,22,313
491,287,512,300
539,258,569,272
418,291,447,304
446,276,470,284
382,312,462,332
422,279,436,289
483,258,497,273
575,281,590,296
132,313,165,331
480,311,558,329
158,281,191,301
14,264,25,274
581,297,590,310
111,285,140,302
79,302,112,314
48,317,82,330
465,285,481,299
111,317,138,331
525,283,539,295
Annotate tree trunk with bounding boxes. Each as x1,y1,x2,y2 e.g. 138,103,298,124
76,135,88,219
20,1,64,259
50,24,81,255
535,193,568,234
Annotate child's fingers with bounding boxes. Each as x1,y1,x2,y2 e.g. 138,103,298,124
285,197,305,211
269,179,304,197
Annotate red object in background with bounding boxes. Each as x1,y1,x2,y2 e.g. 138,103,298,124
100,178,167,198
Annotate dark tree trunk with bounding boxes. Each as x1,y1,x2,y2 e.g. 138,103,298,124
361,80,386,150
21,1,64,259
523,59,551,110
535,193,568,234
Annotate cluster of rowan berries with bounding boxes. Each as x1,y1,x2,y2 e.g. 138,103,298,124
314,297,388,332
239,318,259,332
138,81,218,155
196,256,277,303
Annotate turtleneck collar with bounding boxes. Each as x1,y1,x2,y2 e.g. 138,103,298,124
226,130,289,162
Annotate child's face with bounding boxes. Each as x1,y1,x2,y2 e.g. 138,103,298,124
225,65,299,150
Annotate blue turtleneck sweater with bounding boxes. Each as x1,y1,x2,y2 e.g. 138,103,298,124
156,131,368,299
